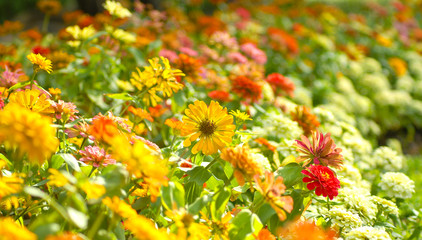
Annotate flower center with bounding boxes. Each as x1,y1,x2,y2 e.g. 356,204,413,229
321,172,331,180
199,119,216,136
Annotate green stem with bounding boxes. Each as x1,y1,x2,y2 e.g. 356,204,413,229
205,157,219,170
326,197,331,211
42,14,50,33
29,72,37,90
88,166,97,178
87,205,106,239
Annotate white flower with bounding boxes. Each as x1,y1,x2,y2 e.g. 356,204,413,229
344,226,391,240
379,172,415,199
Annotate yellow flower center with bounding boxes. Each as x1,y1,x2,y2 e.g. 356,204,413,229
321,172,331,180
199,119,216,136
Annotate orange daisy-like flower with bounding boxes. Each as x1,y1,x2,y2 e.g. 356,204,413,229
27,53,53,74
88,114,120,144
181,100,235,155
165,118,185,132
254,171,294,221
231,75,262,102
128,106,153,122
279,220,338,240
294,131,343,169
290,106,320,136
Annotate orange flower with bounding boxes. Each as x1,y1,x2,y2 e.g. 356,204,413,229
388,57,407,76
231,75,262,103
165,118,185,132
37,0,62,16
267,27,299,55
266,73,295,97
208,90,231,102
290,106,320,136
88,114,120,144
254,138,277,152
279,220,338,240
256,228,276,240
128,106,153,122
254,171,293,221
174,54,202,83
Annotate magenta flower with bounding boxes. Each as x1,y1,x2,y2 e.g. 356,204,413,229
294,131,343,169
0,67,24,88
79,146,116,167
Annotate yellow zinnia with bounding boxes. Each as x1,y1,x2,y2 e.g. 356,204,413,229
0,103,58,164
0,217,37,240
9,89,54,115
181,100,235,155
27,53,53,74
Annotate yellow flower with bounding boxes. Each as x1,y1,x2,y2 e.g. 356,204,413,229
48,51,74,70
389,57,407,77
130,57,185,106
230,110,252,122
166,208,211,240
124,215,171,240
221,145,263,186
9,89,54,115
111,136,168,202
0,103,58,164
80,182,106,200
65,25,96,40
181,100,235,155
27,53,53,74
103,0,132,19
0,173,24,200
102,196,137,219
111,29,136,44
0,217,37,240
46,232,83,240
47,169,69,187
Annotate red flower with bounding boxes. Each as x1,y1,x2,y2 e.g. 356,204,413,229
266,73,295,97
208,90,230,102
294,131,343,169
32,46,50,56
302,165,340,200
231,75,262,102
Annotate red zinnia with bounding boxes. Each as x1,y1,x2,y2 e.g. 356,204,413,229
302,165,340,200
208,90,230,102
231,75,262,102
32,46,50,56
294,131,343,169
266,73,295,97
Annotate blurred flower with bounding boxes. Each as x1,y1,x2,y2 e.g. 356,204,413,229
254,138,277,152
9,89,54,115
181,100,235,155
79,145,116,167
221,145,263,186
37,0,62,15
256,228,276,240
322,207,363,232
111,28,136,44
266,73,295,97
302,165,341,200
0,217,37,240
254,171,293,220
0,67,25,88
46,232,83,240
48,51,74,70
0,21,23,36
27,53,53,74
48,169,69,187
20,29,42,42
50,100,79,122
379,172,415,199
344,226,390,240
240,43,267,64
81,182,106,200
227,52,248,64
388,57,407,76
371,196,399,216
103,0,132,19
166,208,210,240
0,173,24,200
291,106,320,136
174,54,202,82
124,214,171,240
294,131,343,168
165,118,185,133
32,45,50,56
66,25,96,41
48,88,61,97
231,75,262,102
102,196,137,218
208,90,231,102
128,106,153,122
279,220,337,240
230,110,252,122
0,103,58,164
88,113,121,144
267,27,299,55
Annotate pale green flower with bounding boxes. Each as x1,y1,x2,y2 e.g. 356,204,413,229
379,172,415,199
344,226,391,240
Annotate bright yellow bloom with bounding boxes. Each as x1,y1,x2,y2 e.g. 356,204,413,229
230,110,252,122
124,215,172,240
9,89,54,115
166,208,211,240
389,57,407,76
66,25,96,40
80,182,106,200
111,136,168,202
103,0,132,19
0,217,37,240
111,29,136,44
0,173,24,200
46,232,84,240
27,53,53,74
47,169,69,187
221,145,263,186
0,103,58,164
130,57,185,106
102,196,137,219
181,100,235,155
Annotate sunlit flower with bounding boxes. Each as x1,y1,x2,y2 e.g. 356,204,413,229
0,217,37,240
208,90,231,102
221,145,263,186
294,131,343,168
102,196,137,218
124,215,171,240
344,226,390,240
48,169,69,187
27,53,53,74
231,75,262,102
266,73,295,97
166,208,211,240
379,172,415,199
48,88,61,97
88,113,121,144
165,118,185,133
9,89,54,115
254,171,293,221
50,100,79,122
37,0,62,15
254,138,277,152
0,103,58,164
230,110,252,122
79,145,116,167
290,106,320,136
128,106,153,122
256,228,276,240
181,100,235,155
103,0,132,19
32,45,50,56
46,232,84,240
111,28,136,44
0,67,25,88
80,182,106,200
66,25,96,40
174,54,202,82
302,165,341,200
0,173,24,200
388,57,407,76
279,220,337,240
201,212,231,240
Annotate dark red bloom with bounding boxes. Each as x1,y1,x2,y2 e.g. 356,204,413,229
208,90,230,102
302,165,340,200
266,73,295,97
32,46,50,56
231,75,262,102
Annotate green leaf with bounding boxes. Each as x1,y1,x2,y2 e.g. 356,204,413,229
161,182,185,210
67,207,88,229
188,166,212,185
229,209,263,240
24,186,48,199
188,194,212,215
105,93,133,101
184,182,202,205
50,154,65,169
8,80,30,92
210,187,231,220
32,223,60,240
56,153,81,172
276,163,303,188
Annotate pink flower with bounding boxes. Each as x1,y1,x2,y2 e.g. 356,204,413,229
159,49,178,62
179,47,198,57
50,100,79,122
227,52,248,64
294,131,343,169
240,43,267,64
236,7,250,20
0,67,24,88
79,146,116,167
